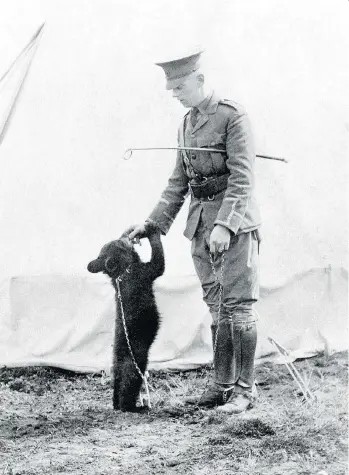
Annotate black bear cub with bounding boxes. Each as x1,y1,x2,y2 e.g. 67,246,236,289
87,223,164,412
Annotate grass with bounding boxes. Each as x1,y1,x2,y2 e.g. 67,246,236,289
0,351,348,475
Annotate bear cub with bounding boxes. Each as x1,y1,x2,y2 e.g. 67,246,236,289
87,223,164,411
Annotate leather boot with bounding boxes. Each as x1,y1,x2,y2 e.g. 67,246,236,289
237,322,257,387
216,322,257,414
216,385,255,414
212,322,239,385
184,383,233,407
185,323,236,407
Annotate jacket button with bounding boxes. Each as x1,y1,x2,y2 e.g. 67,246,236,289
191,153,196,159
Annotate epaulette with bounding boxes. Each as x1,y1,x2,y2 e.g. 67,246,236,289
218,99,240,111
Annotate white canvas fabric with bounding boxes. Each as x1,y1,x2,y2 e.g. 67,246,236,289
0,0,347,371
0,268,347,372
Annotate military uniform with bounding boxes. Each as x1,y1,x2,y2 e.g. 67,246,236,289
148,90,261,318
146,52,261,412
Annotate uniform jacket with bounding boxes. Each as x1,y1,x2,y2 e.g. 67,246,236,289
148,91,261,240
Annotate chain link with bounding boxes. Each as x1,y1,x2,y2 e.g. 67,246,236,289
115,253,226,410
209,251,225,362
198,251,227,405
116,278,151,409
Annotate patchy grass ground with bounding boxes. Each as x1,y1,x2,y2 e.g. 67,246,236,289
0,352,348,475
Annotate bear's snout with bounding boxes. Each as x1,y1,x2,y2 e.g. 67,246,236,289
87,259,104,273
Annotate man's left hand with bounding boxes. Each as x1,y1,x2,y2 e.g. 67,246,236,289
209,225,231,258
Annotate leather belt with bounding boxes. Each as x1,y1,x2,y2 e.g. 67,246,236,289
189,173,229,199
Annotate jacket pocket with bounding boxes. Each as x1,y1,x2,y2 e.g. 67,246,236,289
197,132,226,148
196,134,228,175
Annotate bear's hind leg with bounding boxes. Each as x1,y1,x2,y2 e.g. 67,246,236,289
119,357,143,412
112,370,121,410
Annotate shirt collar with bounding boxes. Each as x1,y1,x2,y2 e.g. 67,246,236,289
195,90,219,115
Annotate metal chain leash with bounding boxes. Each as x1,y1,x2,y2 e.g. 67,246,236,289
115,253,228,409
209,252,225,362
116,275,151,409
198,251,230,405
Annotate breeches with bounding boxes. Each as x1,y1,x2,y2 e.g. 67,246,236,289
191,223,260,324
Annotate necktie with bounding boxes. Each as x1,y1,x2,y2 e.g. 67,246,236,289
190,107,199,128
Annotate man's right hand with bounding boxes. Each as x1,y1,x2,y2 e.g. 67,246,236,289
127,223,147,241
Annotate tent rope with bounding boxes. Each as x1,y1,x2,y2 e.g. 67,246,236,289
267,336,314,402
0,24,45,147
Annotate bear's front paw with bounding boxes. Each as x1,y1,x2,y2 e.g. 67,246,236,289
144,221,161,237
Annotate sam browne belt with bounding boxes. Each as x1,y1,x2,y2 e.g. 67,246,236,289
189,173,229,199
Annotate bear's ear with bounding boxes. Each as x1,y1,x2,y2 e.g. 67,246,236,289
87,258,104,273
105,256,118,273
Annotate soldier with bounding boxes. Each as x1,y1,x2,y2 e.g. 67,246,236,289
128,49,261,414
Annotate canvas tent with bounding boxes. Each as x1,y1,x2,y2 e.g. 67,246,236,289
0,0,347,373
